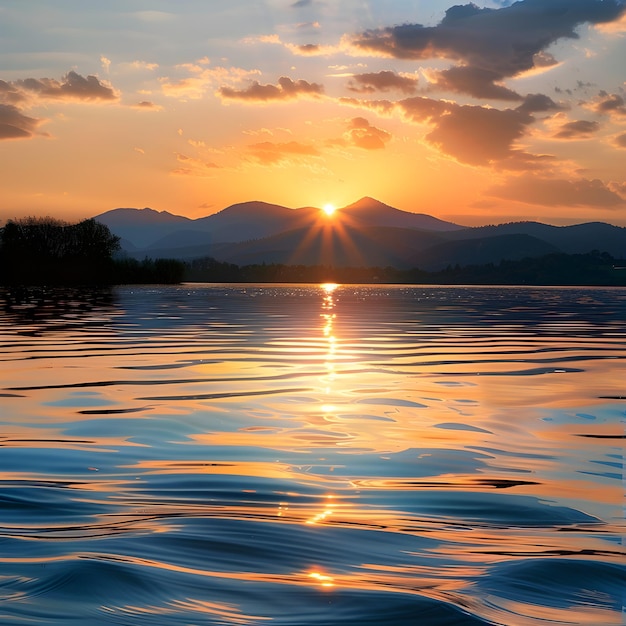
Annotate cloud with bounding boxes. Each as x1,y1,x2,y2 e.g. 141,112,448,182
161,66,261,99
292,0,313,7
341,92,563,167
171,152,221,176
430,66,522,101
516,93,563,114
553,120,600,139
120,60,160,72
100,56,111,74
347,71,418,95
593,92,626,115
343,117,391,150
219,77,323,102
609,181,626,197
13,71,118,101
247,140,320,164
349,0,626,99
0,103,43,140
133,101,162,111
427,105,535,165
0,80,28,105
389,96,535,165
487,175,625,207
614,133,626,148
243,33,339,57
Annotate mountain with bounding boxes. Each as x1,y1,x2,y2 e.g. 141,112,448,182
447,221,626,258
93,198,626,271
94,197,462,251
94,207,191,249
339,197,463,231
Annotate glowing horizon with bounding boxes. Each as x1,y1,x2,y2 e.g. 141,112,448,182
322,203,337,217
1,2,625,227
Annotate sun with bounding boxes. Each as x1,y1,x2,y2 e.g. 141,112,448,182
322,203,336,216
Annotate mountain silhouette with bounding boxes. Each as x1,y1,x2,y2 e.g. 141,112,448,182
94,198,626,270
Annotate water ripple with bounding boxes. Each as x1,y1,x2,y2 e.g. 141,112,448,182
1,284,625,625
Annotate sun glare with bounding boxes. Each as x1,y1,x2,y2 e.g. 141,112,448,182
322,203,336,216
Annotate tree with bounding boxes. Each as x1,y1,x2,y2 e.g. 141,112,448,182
0,217,120,285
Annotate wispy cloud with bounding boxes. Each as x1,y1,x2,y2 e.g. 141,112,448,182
0,103,44,140
553,120,600,139
171,152,221,177
347,71,418,95
219,77,323,103
247,140,321,165
614,132,626,148
487,175,625,208
161,66,261,100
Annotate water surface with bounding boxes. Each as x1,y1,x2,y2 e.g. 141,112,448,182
1,284,624,625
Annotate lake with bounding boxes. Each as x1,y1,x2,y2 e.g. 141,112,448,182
0,284,624,625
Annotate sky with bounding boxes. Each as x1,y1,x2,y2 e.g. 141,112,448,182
1,0,626,227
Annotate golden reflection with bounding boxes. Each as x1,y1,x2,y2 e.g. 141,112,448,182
321,284,338,392
308,570,335,588
306,494,335,525
169,598,272,624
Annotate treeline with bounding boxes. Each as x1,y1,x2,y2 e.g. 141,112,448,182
2,217,624,286
186,251,626,286
0,217,185,285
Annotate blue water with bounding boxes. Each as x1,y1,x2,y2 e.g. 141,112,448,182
0,284,624,625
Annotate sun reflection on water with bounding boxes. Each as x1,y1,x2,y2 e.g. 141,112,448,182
308,570,335,588
321,284,338,392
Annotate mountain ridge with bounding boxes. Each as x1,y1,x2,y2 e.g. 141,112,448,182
93,197,626,271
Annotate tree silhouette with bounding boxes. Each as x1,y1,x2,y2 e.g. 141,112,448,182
0,217,120,285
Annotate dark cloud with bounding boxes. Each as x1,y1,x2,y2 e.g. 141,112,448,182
350,0,626,100
594,93,626,115
248,140,320,164
345,94,539,166
345,117,391,149
516,93,562,114
133,100,162,110
431,66,521,100
347,71,418,95
426,105,534,165
615,133,626,148
532,51,559,69
394,96,535,165
292,0,312,6
0,103,42,140
393,96,448,122
554,119,600,139
487,175,625,207
294,44,322,55
219,76,323,102
14,71,117,101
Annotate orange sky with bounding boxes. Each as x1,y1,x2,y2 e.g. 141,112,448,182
1,1,626,226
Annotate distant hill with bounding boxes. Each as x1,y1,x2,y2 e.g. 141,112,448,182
93,198,626,271
340,197,463,232
94,197,462,251
448,221,626,258
94,207,191,249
